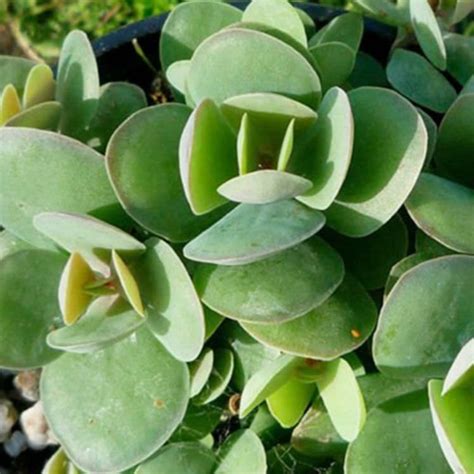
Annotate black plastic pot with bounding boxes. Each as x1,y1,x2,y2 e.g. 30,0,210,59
92,3,396,94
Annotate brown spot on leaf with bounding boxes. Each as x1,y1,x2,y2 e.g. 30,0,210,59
154,399,165,409
351,329,361,338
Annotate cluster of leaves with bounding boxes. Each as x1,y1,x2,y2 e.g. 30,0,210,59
0,0,473,472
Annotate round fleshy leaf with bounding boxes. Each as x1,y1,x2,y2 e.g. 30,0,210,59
190,348,214,398
315,359,366,442
195,237,344,324
429,380,473,474
184,199,326,266
47,296,145,353
417,107,437,167
204,306,224,341
0,250,65,369
187,28,321,108
266,378,316,428
218,170,313,205
239,355,300,418
215,429,266,474
86,82,146,153
387,49,456,113
179,99,237,215
324,214,408,290
4,101,61,130
348,51,388,88
166,60,190,96
374,255,474,378
433,93,474,188
405,173,474,254
58,252,94,326
276,119,295,171
310,42,356,91
351,0,409,26
242,273,376,360
107,104,224,241
22,63,55,109
34,212,145,274
132,238,205,362
136,442,216,474
242,0,307,47
194,348,234,405
0,128,123,249
325,87,427,237
56,30,99,139
111,250,145,317
443,339,474,395
409,0,446,70
160,2,242,70
345,390,451,474
0,84,21,124
0,56,35,93
439,0,473,25
41,327,189,473
444,33,474,85
415,229,455,257
0,230,32,261
293,87,353,211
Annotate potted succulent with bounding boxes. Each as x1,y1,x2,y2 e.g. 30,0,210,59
0,0,473,472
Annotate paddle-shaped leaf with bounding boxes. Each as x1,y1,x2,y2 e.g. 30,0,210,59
443,339,474,395
387,49,456,113
4,101,61,130
351,0,409,26
0,56,35,93
293,87,353,210
277,119,295,171
374,255,474,378
218,170,313,205
22,63,55,109
444,33,474,85
0,231,31,261
187,28,321,108
133,238,205,362
348,52,388,88
325,87,427,237
42,327,189,472
0,250,65,369
184,200,326,265
179,99,237,215
405,173,474,254
195,237,344,324
242,273,377,360
166,60,190,96
47,296,145,353
0,84,21,124
190,348,214,398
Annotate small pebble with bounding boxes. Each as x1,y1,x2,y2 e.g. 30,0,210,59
3,430,27,458
0,399,18,442
20,401,57,449
13,370,41,402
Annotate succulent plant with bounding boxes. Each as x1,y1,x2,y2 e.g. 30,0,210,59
0,0,473,472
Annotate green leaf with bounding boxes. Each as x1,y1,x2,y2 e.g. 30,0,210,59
239,354,300,417
0,230,31,261
0,128,123,249
179,99,237,215
184,200,325,265
107,103,224,241
438,0,474,26
133,238,205,362
267,378,316,428
405,173,474,254
0,55,35,94
415,229,455,257
0,250,65,369
276,119,295,171
218,170,313,204
136,442,216,474
348,52,388,88
324,214,408,290
204,306,224,341
187,28,321,108
293,87,353,211
160,2,242,70
4,101,61,130
351,0,410,26
166,60,190,96
310,42,356,91
429,380,473,474
444,33,474,85
190,348,214,397
242,273,377,360
0,84,21,124
195,237,344,324
325,87,427,237
374,255,474,378
194,348,234,405
47,296,144,353
345,390,451,474
242,0,307,47
409,0,446,70
42,448,81,474
22,63,55,109
215,429,266,474
417,107,437,167
387,49,456,113
249,405,289,448
433,93,474,188
56,30,100,139
34,212,145,274
443,339,474,395
316,359,366,442
41,327,189,473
